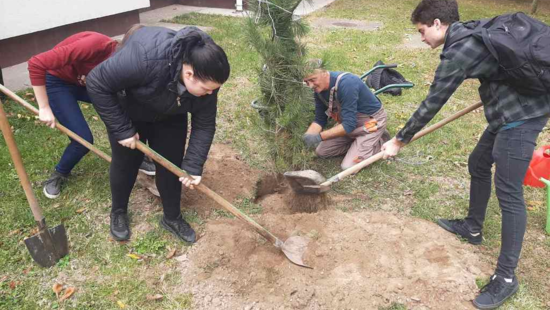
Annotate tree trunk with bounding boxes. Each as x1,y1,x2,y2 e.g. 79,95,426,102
531,0,540,14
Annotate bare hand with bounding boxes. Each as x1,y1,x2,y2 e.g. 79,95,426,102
381,137,405,159
118,133,139,149
179,175,201,190
38,107,56,128
77,75,86,86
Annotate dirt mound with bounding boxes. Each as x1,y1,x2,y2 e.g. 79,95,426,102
172,209,489,310
135,144,491,309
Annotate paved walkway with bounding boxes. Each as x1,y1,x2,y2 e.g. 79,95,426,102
3,0,337,91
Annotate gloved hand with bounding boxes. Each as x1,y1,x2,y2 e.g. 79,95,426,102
303,133,322,149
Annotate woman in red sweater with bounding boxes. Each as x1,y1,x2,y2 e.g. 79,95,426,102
27,28,153,199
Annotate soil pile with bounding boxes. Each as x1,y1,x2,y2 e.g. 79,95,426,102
146,144,491,310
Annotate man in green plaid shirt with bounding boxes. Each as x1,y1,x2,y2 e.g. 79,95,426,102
382,0,550,308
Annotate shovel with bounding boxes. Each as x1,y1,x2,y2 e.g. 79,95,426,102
285,101,484,194
0,98,69,267
135,142,311,268
0,85,310,268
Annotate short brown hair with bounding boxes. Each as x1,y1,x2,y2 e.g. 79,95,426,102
411,0,459,26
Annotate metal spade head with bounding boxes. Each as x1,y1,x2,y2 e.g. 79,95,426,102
283,170,327,195
302,183,331,194
24,223,69,267
281,236,312,268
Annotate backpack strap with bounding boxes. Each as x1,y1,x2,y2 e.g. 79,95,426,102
443,19,489,50
480,27,500,62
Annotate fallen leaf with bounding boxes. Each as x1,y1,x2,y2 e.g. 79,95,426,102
25,92,33,97
81,104,89,109
22,267,31,275
29,227,39,235
8,229,21,236
75,208,86,214
526,200,542,207
92,116,99,121
113,290,120,296
127,253,142,260
52,203,61,209
59,287,75,301
52,283,63,298
0,275,8,283
117,300,126,308
146,294,163,301
404,189,413,196
166,248,177,259
9,281,19,289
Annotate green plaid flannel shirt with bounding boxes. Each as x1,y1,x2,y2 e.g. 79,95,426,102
397,22,550,144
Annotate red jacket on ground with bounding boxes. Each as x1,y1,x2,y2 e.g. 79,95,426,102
28,32,118,86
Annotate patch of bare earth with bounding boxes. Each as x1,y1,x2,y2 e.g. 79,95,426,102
128,143,493,309
174,210,490,310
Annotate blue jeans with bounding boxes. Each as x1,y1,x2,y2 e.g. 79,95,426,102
466,116,549,278
45,74,93,175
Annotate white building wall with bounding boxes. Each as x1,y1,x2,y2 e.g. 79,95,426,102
0,0,150,40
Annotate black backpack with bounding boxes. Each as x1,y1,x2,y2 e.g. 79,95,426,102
445,12,550,96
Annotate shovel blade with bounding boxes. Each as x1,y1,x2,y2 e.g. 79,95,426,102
284,170,326,194
24,224,69,267
281,236,312,268
301,184,331,194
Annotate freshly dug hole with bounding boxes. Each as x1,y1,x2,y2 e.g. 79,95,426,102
255,173,330,213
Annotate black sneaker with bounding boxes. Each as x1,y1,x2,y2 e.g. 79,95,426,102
43,171,69,199
110,212,130,241
139,156,156,176
473,274,519,309
437,218,482,245
160,215,196,243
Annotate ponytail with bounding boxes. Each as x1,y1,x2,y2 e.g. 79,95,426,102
177,31,230,85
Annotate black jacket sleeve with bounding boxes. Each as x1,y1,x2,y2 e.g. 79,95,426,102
86,41,148,141
181,91,218,176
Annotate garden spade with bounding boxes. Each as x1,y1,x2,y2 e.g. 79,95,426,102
285,101,484,195
135,142,312,268
0,99,68,267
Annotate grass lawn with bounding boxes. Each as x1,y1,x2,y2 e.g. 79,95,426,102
1,0,549,309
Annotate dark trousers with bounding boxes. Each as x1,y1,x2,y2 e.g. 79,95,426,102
109,114,187,220
46,74,93,175
465,116,549,278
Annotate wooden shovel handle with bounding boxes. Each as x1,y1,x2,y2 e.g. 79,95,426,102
0,84,111,163
325,101,484,184
135,142,283,247
0,99,43,222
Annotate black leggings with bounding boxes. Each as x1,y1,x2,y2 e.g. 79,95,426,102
109,114,187,220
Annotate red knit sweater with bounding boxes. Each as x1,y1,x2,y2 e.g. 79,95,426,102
27,32,118,86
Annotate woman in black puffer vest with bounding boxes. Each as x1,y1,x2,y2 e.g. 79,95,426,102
87,26,230,243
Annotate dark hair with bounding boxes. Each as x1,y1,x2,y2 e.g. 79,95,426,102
180,32,230,85
411,0,460,26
